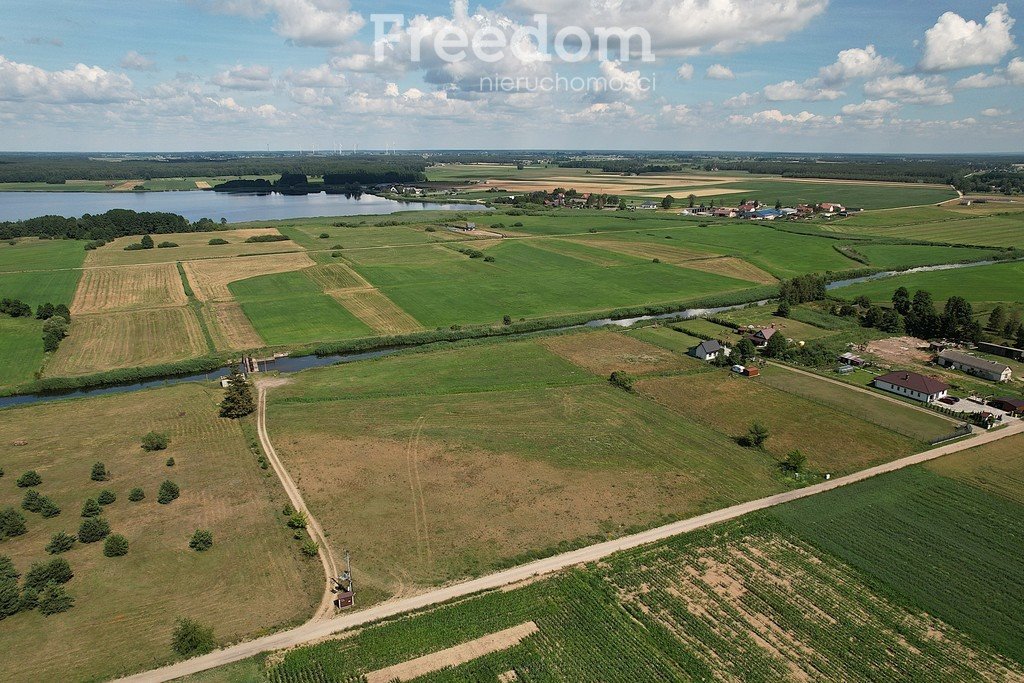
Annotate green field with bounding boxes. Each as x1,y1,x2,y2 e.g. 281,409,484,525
852,243,1002,268
0,238,86,272
829,205,1024,248
0,315,45,386
831,260,1024,306
680,179,957,210
229,270,374,345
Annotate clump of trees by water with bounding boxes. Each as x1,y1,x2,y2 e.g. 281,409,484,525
0,209,220,243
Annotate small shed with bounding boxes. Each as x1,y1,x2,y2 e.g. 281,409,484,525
743,367,760,377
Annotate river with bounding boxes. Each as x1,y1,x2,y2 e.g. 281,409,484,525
0,190,488,223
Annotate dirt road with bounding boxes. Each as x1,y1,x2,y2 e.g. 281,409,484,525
118,415,1024,683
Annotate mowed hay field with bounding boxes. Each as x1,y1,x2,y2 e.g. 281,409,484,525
201,301,264,351
0,384,320,682
84,228,303,266
266,335,784,598
328,288,422,334
636,370,926,474
538,330,702,376
71,263,186,314
182,251,317,302
44,308,209,377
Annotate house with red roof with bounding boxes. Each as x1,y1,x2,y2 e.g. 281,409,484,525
873,371,950,403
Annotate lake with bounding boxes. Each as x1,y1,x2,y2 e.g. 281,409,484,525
0,191,488,222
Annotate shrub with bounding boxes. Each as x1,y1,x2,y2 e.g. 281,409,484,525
166,457,175,467
244,234,288,243
46,532,76,555
330,251,342,258
22,490,41,513
81,498,101,518
0,556,18,581
0,577,20,619
158,480,180,505
128,488,145,502
103,534,129,557
331,244,343,249
17,585,39,613
300,540,319,558
77,517,110,543
39,498,61,518
424,226,436,232
189,529,213,552
171,618,216,656
318,233,330,238
90,462,108,482
16,471,41,488
24,558,73,591
141,432,169,451
483,255,496,263
208,238,229,245
0,507,27,539
287,511,308,529
97,490,116,505
157,241,179,248
220,369,255,418
37,583,74,615
742,421,771,449
609,371,636,392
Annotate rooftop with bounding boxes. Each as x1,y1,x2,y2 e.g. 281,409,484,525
875,371,950,395
938,349,1011,374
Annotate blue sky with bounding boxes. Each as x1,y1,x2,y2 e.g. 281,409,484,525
0,0,1021,152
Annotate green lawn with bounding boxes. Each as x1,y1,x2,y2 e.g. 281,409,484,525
830,260,1024,306
0,315,44,385
229,270,374,345
0,269,82,307
0,238,86,272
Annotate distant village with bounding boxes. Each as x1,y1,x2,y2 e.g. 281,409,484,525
677,199,862,220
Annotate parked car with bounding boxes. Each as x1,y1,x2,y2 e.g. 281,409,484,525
939,396,960,405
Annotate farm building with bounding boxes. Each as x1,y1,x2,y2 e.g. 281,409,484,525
745,327,778,349
989,397,1024,416
936,349,1012,382
838,352,866,367
977,341,1024,362
873,371,950,403
691,339,730,362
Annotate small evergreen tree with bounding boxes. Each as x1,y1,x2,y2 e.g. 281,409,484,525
24,558,73,591
189,530,213,552
166,457,175,467
77,517,110,543
171,618,216,656
37,583,74,615
90,462,108,482
19,586,40,611
97,490,116,505
81,499,101,518
22,490,42,513
103,534,129,557
158,480,180,505
140,234,155,249
745,422,770,449
0,507,27,539
16,471,41,488
0,556,18,581
0,578,20,619
783,449,807,473
287,511,307,529
128,488,145,502
39,498,61,518
775,300,791,318
46,532,76,555
219,370,256,418
141,432,169,451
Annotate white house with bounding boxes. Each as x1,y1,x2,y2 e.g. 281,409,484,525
691,340,731,362
873,371,950,403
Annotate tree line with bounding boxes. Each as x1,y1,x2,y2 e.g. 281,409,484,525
0,209,220,242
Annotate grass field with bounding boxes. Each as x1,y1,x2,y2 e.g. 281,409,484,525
927,433,1024,504
0,384,321,682
852,243,1002,268
44,308,210,376
625,325,708,355
829,205,1024,248
831,260,1024,306
0,269,82,308
84,229,302,267
70,264,187,314
0,238,86,272
182,252,316,302
637,370,925,474
230,270,374,345
327,288,423,334
0,316,45,386
539,330,700,377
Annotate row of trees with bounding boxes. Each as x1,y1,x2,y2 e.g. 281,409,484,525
0,209,220,242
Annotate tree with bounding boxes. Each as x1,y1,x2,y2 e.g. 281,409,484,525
763,332,789,359
287,511,308,529
189,530,213,552
661,195,674,209
783,450,807,474
608,371,636,392
735,338,757,364
0,508,27,539
502,314,512,326
103,534,129,557
774,199,782,210
941,296,974,339
892,287,911,315
0,578,19,619
988,305,1007,332
128,488,145,502
745,422,770,449
16,471,41,488
300,540,319,557
140,234,154,249
878,309,904,333
0,556,18,582
19,586,39,611
81,499,101,518
46,532,76,555
171,618,216,656
22,490,41,513
141,431,169,451
166,457,175,467
37,583,74,615
687,194,697,208
39,498,61,518
1017,326,1024,350
77,517,110,543
24,558,72,591
775,299,791,318
90,462,108,482
219,369,256,418
97,490,116,505
42,315,69,352
158,480,180,505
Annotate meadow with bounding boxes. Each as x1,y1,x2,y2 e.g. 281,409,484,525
0,383,321,682
0,237,85,272
831,260,1024,306
829,204,1024,248
84,228,303,267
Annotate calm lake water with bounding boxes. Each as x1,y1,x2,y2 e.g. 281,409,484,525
0,191,487,222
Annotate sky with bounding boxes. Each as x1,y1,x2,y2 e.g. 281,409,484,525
0,0,1022,152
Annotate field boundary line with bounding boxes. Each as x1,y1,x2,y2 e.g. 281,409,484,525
117,416,1024,682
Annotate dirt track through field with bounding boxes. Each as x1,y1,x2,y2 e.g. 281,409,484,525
118,399,1024,683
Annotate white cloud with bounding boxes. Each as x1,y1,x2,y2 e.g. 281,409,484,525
981,107,1009,117
841,99,899,117
676,63,694,80
659,103,694,125
283,63,346,87
201,0,364,47
763,80,843,101
705,64,735,80
1008,58,1024,85
817,45,900,85
0,55,135,103
592,61,650,101
505,0,828,56
729,109,840,126
865,75,953,105
919,4,1016,72
120,51,156,72
723,91,759,108
211,64,274,91
955,72,1007,89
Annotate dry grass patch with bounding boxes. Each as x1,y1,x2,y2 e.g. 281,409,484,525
0,384,320,682
203,301,264,351
576,238,718,264
183,252,316,301
71,263,187,314
676,257,778,285
329,289,422,334
539,331,692,376
639,187,751,198
45,308,209,376
85,229,302,266
304,262,370,291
